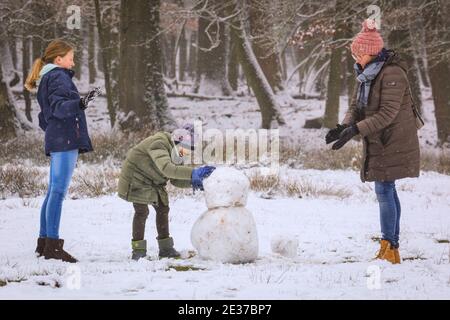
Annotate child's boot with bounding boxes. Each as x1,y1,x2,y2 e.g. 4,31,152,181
158,237,181,258
43,238,78,263
131,240,147,261
35,237,46,257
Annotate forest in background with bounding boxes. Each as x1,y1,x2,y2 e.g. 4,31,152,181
0,0,449,145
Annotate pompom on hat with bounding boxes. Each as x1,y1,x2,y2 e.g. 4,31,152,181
351,19,384,56
172,123,195,150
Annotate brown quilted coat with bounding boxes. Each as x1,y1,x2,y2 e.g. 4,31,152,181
343,52,420,182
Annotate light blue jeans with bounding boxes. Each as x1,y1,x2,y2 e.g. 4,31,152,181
375,181,401,248
39,149,78,239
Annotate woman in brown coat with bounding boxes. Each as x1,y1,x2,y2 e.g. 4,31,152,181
326,19,420,264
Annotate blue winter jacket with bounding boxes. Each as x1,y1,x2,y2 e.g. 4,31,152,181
37,67,93,156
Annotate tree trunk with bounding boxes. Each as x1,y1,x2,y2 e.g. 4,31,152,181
388,29,422,113
194,0,232,96
248,0,284,93
409,12,430,88
187,31,197,79
118,0,149,130
345,48,356,108
424,0,450,143
0,63,16,139
94,0,115,128
146,0,177,130
0,24,31,138
323,1,347,129
88,21,97,84
101,1,120,117
22,36,32,122
117,0,176,131
228,35,239,91
168,33,177,79
385,0,423,113
179,27,187,81
230,0,285,128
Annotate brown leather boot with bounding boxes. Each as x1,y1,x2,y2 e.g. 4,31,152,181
374,240,390,260
381,244,400,264
43,238,78,263
394,248,401,264
35,237,46,257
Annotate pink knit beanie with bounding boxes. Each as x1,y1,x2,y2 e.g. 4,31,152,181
351,19,384,56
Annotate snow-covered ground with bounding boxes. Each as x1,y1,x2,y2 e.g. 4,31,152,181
2,81,449,299
0,167,449,299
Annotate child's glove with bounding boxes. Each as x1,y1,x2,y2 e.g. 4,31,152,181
191,166,216,191
332,124,359,150
325,123,348,144
80,87,101,110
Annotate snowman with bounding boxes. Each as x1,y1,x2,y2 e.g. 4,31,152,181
191,167,259,264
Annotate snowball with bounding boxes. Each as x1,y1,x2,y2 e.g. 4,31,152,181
270,235,299,258
203,167,250,209
191,207,258,264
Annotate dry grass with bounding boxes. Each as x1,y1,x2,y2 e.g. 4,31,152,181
70,166,120,198
420,149,450,175
0,135,47,166
0,132,448,200
283,179,352,199
0,130,156,166
247,171,352,200
0,165,46,198
280,141,362,171
1,133,449,175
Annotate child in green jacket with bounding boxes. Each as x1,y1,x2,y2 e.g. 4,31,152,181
118,124,215,260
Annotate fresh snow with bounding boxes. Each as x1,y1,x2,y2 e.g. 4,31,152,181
0,168,449,299
1,74,449,299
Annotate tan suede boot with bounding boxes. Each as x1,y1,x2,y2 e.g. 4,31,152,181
381,244,400,264
394,248,401,264
374,239,390,260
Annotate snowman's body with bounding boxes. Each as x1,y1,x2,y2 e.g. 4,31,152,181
191,167,258,263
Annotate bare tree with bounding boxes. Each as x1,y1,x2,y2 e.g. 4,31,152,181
423,0,450,143
193,0,232,96
117,0,176,131
229,0,285,128
248,0,284,93
323,0,347,129
94,0,117,127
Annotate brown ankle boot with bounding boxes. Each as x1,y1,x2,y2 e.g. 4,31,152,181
35,237,46,257
393,248,401,264
43,238,78,263
381,243,400,264
374,240,390,260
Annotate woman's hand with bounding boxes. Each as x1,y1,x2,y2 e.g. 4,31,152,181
325,124,349,144
332,124,359,150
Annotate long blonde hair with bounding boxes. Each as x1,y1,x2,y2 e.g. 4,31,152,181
25,39,74,91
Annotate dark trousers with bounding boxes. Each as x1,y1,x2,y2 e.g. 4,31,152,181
132,197,170,241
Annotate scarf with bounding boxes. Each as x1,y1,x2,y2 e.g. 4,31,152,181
354,48,390,109
36,63,59,87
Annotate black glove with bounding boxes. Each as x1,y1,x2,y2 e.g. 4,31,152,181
325,124,349,144
332,124,359,150
80,87,101,110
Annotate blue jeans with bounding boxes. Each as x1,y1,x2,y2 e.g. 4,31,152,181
39,149,78,239
375,181,401,248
